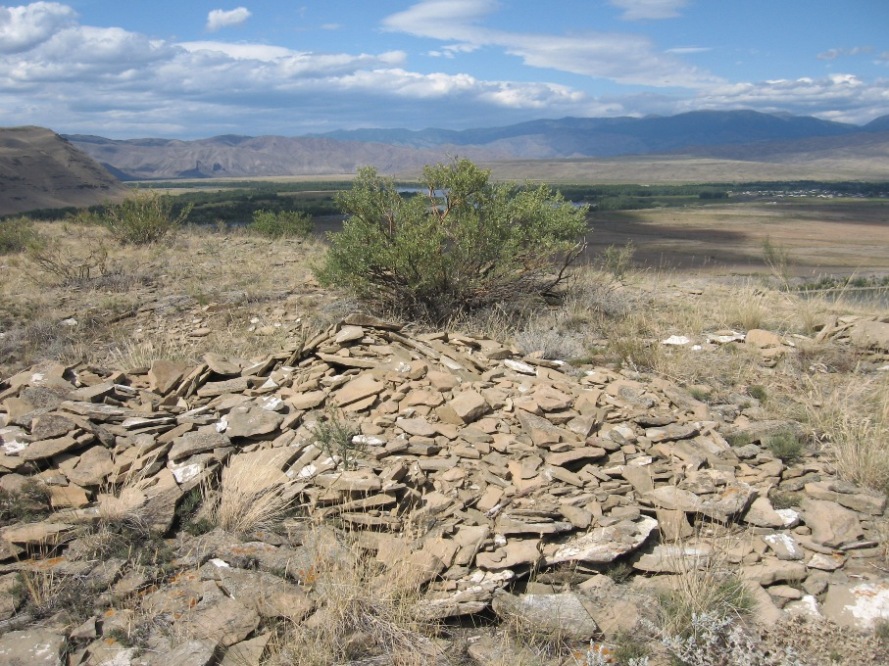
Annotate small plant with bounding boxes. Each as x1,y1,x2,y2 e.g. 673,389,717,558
611,631,652,665
689,387,711,402
769,491,802,510
875,619,889,647
762,236,792,289
25,225,111,285
312,410,363,471
0,479,53,526
0,216,40,255
657,612,803,666
748,385,768,403
600,241,635,279
766,431,804,464
248,209,313,238
103,190,191,245
725,432,753,448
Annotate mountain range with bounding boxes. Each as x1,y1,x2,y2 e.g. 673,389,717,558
63,110,889,181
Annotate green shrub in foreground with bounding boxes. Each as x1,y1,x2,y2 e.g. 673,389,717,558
248,209,313,238
103,190,191,245
315,158,589,324
0,216,40,255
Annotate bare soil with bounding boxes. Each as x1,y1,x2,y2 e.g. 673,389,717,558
585,200,889,276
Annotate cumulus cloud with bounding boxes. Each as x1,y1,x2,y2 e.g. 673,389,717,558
683,73,887,124
0,1,76,53
206,7,251,32
609,0,688,20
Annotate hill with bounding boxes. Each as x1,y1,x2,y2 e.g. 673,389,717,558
0,126,126,216
64,110,889,181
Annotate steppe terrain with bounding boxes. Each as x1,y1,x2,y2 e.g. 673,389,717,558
2,187,889,664
1,115,888,662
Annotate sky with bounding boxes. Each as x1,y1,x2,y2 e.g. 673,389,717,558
0,1,887,139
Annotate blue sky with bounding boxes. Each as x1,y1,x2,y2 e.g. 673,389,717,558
1,1,887,138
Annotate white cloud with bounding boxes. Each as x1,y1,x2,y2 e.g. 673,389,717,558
666,46,711,55
609,0,689,20
684,73,888,124
385,0,717,88
206,7,252,32
0,1,76,53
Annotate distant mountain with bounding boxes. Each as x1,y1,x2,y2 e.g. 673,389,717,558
64,134,459,181
0,127,126,216
312,110,861,158
62,110,886,181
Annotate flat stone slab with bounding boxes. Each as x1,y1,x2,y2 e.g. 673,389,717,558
0,628,66,665
544,516,658,565
822,580,889,629
492,590,599,640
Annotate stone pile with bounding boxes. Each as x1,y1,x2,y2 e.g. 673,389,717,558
1,316,888,665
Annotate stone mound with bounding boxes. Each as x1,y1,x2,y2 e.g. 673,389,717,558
1,317,888,665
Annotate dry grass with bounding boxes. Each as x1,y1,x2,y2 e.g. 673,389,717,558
804,375,889,494
268,533,445,666
653,531,756,640
213,457,297,536
0,220,328,378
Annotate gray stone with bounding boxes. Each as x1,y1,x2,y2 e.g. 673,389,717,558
169,430,231,462
0,628,66,665
545,516,658,565
492,589,600,640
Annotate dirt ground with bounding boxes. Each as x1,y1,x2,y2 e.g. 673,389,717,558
584,200,889,277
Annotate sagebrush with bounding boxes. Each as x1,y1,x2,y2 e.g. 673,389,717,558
316,158,588,324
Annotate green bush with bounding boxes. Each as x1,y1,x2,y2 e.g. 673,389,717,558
766,430,804,463
0,216,40,255
248,209,313,238
316,159,588,324
103,190,191,245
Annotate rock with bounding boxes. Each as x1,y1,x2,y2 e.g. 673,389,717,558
162,640,218,666
743,496,792,528
848,319,889,353
492,589,600,640
449,391,490,424
634,542,712,573
762,533,805,560
225,403,285,438
333,373,386,407
821,580,889,629
544,517,658,565
0,628,66,665
149,359,187,395
175,596,260,647
801,498,863,548
169,430,231,462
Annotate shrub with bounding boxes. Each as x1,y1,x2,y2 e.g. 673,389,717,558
600,241,635,278
0,216,40,255
103,190,190,245
766,431,804,463
316,159,588,324
248,209,313,238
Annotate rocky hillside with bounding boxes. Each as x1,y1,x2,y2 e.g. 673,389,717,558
2,314,888,665
0,127,126,216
